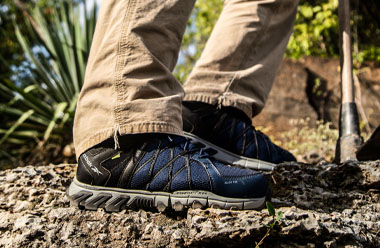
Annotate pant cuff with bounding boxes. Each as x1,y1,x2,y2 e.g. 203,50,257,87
184,93,253,118
75,122,183,160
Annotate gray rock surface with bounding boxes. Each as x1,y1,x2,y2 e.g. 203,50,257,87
0,161,379,247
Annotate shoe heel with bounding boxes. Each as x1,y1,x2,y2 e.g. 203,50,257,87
67,180,94,209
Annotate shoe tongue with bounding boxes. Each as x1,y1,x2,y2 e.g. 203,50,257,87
167,135,199,152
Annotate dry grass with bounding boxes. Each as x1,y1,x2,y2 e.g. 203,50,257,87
258,118,339,164
258,118,370,164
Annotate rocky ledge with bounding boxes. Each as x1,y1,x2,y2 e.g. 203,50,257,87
0,161,379,248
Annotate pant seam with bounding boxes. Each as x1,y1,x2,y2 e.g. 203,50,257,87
225,8,272,96
113,0,138,127
111,0,138,148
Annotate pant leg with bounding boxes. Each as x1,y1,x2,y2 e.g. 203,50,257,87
184,0,299,118
73,0,196,158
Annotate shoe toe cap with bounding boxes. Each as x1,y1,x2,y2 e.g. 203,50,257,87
273,145,297,163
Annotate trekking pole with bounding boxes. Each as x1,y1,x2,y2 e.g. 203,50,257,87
336,0,362,163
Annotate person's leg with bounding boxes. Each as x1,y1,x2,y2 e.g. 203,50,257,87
185,0,299,117
74,0,195,158
183,0,299,169
69,0,269,212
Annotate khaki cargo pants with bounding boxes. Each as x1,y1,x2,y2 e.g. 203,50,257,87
74,0,299,158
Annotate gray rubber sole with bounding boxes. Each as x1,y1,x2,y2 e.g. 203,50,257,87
183,132,276,171
67,178,266,212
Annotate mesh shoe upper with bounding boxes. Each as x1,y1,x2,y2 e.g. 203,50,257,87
76,135,269,199
183,102,296,164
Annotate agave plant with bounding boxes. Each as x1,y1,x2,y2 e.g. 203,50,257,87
0,0,97,168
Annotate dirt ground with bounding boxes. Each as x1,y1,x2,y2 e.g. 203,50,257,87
0,161,378,247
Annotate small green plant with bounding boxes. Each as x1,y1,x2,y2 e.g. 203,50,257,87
255,201,283,248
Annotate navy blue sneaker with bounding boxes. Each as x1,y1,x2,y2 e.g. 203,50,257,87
183,102,296,171
67,134,269,212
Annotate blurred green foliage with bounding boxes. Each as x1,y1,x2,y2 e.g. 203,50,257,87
0,0,54,79
174,0,223,82
0,0,96,169
286,0,339,59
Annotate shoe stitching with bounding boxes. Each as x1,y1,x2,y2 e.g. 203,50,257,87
126,142,157,188
145,140,162,190
147,139,209,192
213,112,228,132
117,149,138,188
232,125,251,143
186,154,192,190
168,147,174,191
229,118,237,150
253,130,259,159
261,134,273,163
163,164,187,192
198,159,214,193
230,124,251,154
100,155,121,187
123,147,140,188
147,153,182,190
133,141,160,176
131,151,155,181
241,122,247,155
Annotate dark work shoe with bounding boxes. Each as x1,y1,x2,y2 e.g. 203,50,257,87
67,134,269,212
183,102,296,171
